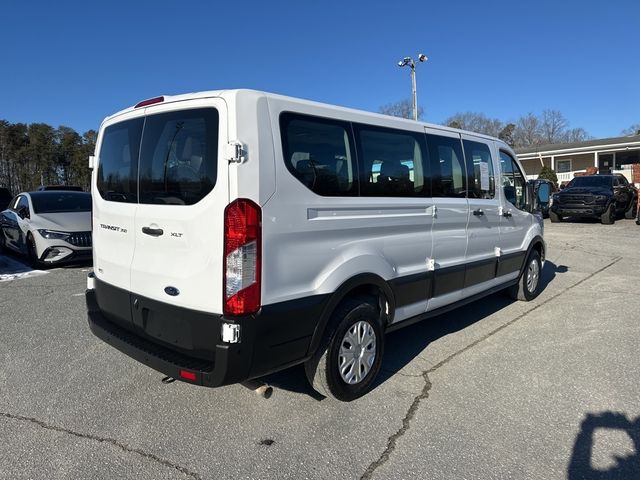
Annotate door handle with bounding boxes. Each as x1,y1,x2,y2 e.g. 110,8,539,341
473,209,484,216
142,227,164,237
503,210,513,218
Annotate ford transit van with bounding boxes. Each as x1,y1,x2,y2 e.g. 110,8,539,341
86,90,547,401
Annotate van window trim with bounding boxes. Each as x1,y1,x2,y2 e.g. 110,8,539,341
279,111,361,197
352,121,432,198
499,149,529,210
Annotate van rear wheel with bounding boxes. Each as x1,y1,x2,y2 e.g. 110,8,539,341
508,250,542,301
304,297,384,401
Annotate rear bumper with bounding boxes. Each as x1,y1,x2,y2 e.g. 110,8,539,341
86,278,326,387
87,288,246,386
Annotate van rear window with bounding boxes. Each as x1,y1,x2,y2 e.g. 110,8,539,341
139,109,218,205
97,118,143,203
97,108,218,205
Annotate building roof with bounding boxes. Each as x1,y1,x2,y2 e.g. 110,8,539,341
516,135,640,156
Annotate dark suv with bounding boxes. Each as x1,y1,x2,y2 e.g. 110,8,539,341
550,174,637,224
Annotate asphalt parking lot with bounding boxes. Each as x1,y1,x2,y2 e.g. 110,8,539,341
0,218,638,480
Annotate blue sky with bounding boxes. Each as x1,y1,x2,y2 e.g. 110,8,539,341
2,0,638,138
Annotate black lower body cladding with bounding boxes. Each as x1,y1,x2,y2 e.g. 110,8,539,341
86,278,328,387
86,249,533,389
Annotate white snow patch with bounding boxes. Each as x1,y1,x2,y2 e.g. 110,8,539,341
0,255,49,282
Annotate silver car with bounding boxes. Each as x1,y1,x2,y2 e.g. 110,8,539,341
0,191,92,267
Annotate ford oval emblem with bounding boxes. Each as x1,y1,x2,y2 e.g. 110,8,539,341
164,286,180,296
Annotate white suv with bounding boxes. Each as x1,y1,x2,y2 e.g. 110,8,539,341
86,90,547,401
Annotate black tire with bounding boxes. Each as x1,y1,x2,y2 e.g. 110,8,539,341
549,211,562,223
0,228,6,253
26,233,44,269
304,296,384,401
508,250,542,301
624,199,637,219
601,204,615,225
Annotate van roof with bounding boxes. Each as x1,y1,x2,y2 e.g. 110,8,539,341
102,89,503,144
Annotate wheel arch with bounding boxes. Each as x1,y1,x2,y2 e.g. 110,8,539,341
306,273,395,357
522,235,545,274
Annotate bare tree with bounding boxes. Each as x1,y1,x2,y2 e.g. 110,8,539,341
379,98,424,120
541,109,569,144
563,127,591,143
513,113,542,147
621,124,640,136
444,112,503,137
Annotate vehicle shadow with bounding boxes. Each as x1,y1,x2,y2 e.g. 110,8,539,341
261,260,567,400
567,411,640,479
0,251,34,275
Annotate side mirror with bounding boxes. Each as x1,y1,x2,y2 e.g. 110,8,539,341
534,183,551,212
18,207,29,219
537,183,551,204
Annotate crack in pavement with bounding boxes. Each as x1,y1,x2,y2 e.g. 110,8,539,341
360,255,622,480
0,412,202,480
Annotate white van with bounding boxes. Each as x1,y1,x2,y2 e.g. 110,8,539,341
86,89,547,401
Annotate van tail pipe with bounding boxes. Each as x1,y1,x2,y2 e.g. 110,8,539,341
242,380,273,399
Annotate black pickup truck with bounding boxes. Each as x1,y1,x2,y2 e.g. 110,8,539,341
550,174,637,224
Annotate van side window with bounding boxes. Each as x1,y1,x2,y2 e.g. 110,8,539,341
97,118,144,203
138,108,219,205
499,151,527,210
280,113,357,196
427,134,466,198
463,140,495,199
355,126,429,197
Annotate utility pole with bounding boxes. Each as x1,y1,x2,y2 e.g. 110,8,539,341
398,54,428,121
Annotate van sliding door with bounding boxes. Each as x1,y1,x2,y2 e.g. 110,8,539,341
424,128,469,311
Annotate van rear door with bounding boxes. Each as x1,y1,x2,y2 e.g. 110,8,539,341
94,112,144,292
130,99,228,315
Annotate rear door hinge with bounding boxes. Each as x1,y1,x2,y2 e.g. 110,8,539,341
225,141,246,164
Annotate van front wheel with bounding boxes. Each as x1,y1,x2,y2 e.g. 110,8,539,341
508,250,542,301
304,297,384,401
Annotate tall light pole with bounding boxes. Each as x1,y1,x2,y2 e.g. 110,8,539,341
398,53,428,121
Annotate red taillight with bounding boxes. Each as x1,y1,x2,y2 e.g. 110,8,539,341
134,96,164,108
179,369,197,381
223,199,262,316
